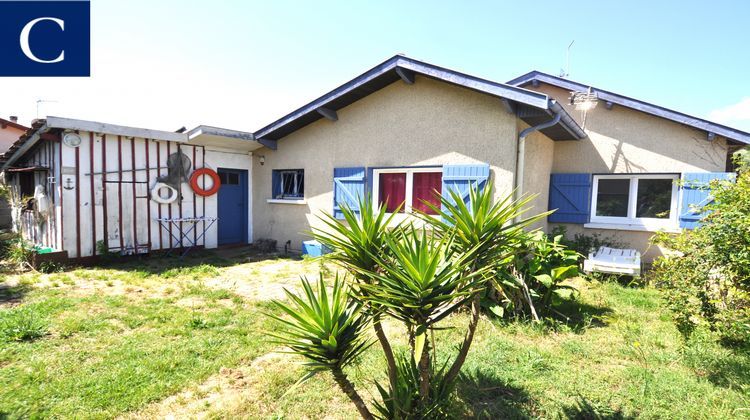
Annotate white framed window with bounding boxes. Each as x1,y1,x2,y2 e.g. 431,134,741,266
589,174,679,230
372,167,442,221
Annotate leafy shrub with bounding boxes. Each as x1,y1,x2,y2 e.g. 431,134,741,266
651,150,750,346
494,231,580,319
551,225,625,259
274,182,545,418
0,305,48,342
4,237,34,270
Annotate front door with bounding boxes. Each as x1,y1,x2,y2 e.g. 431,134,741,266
217,168,248,246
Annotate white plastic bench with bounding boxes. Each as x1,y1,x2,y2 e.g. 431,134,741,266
583,246,641,277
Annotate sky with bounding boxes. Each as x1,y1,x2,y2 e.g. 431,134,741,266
2,0,750,134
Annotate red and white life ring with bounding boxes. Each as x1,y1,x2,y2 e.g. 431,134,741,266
190,168,221,196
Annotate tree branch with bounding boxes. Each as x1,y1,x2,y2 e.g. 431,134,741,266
444,294,481,384
332,367,373,420
373,317,398,393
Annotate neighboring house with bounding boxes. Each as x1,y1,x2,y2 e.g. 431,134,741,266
0,116,29,228
1,55,748,261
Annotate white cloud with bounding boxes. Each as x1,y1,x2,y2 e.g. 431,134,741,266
708,98,750,125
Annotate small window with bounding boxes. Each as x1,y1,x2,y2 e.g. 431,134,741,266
273,169,304,199
373,168,442,216
18,172,34,197
591,174,678,228
219,172,240,185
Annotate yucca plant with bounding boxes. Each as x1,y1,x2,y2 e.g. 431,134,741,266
311,195,402,392
356,228,488,400
416,180,548,383
373,353,455,419
268,274,374,419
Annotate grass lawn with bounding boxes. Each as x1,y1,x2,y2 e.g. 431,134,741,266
1,250,748,419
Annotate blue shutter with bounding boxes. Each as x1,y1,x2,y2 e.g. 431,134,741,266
271,170,281,199
333,167,366,219
679,172,735,229
441,164,490,209
548,173,592,224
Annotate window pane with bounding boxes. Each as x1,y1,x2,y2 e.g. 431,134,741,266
379,173,406,213
412,172,442,215
636,178,673,219
280,171,303,197
596,178,630,217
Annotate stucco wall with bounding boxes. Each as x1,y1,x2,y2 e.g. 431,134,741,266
526,84,730,262
532,84,728,174
521,128,555,232
252,76,520,251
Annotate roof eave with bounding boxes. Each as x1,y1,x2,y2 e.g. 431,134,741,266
508,71,750,145
254,55,583,142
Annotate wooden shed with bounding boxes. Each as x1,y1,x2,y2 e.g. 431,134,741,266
0,117,270,260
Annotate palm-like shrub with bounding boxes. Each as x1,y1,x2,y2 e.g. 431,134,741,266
311,195,402,392
417,182,546,381
268,274,374,418
271,180,551,418
356,228,487,400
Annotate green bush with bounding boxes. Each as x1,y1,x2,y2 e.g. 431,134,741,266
494,231,580,319
4,238,34,269
551,225,625,259
276,182,546,418
651,151,750,346
0,305,48,342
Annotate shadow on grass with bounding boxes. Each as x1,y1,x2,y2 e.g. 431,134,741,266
560,396,635,420
548,299,614,333
455,368,536,419
0,282,32,306
82,245,300,276
701,348,750,391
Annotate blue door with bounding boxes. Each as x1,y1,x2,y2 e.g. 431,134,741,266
217,168,248,245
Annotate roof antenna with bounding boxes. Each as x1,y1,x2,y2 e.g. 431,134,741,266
559,40,574,78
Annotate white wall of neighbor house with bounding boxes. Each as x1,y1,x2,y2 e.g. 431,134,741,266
252,75,521,251
52,132,253,258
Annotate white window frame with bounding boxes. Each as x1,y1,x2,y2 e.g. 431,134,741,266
372,167,442,222
588,174,680,231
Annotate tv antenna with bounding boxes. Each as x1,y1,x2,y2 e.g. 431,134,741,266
559,40,575,78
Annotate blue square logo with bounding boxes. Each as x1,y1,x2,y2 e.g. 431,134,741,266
0,1,90,77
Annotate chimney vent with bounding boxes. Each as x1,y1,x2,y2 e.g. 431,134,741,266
9,116,18,123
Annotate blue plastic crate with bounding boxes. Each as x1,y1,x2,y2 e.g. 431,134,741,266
302,240,330,257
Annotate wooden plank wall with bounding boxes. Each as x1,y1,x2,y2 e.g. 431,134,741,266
13,138,60,250
59,132,206,258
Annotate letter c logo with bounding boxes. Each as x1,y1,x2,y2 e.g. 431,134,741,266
20,17,65,64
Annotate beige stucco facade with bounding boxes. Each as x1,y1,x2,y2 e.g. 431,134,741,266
251,77,732,262
252,76,521,251
525,84,730,261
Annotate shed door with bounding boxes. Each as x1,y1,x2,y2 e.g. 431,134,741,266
217,168,248,246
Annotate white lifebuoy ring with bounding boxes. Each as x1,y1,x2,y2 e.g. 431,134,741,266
151,182,179,204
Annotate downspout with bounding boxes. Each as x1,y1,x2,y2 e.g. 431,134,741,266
514,112,561,213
